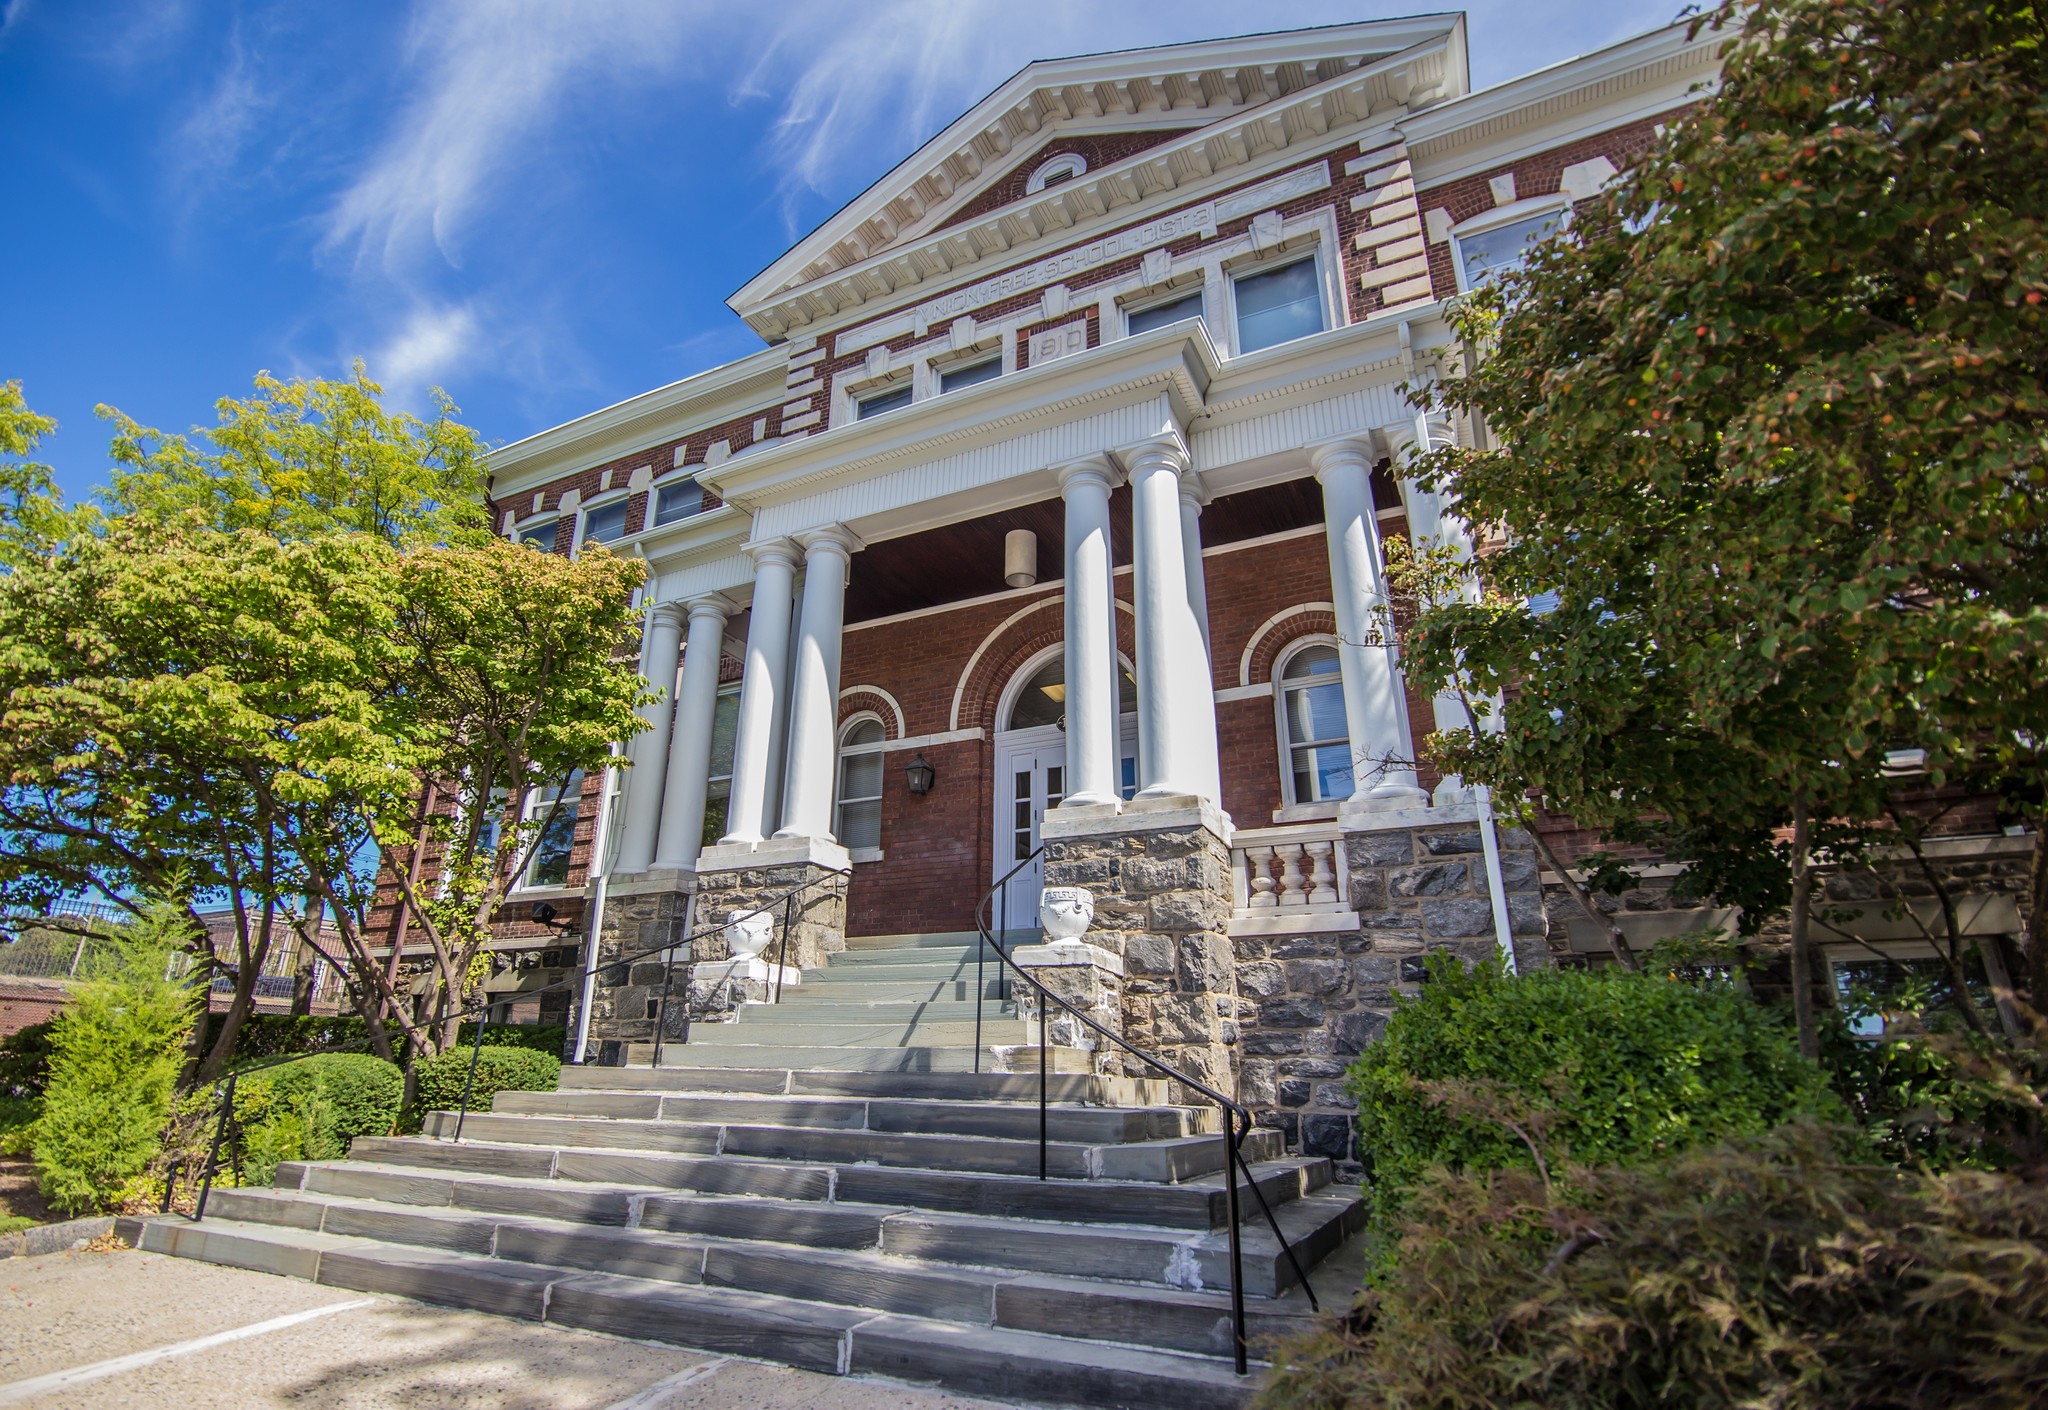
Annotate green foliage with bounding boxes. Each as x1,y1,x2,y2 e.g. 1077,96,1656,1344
0,380,71,566
455,1022,567,1058
0,1020,53,1099
224,1052,402,1187
31,902,198,1215
410,1045,560,1125
98,364,489,548
1399,0,2048,1016
0,1213,33,1236
1349,955,1838,1236
226,1014,564,1065
0,1095,37,1155
1256,1125,2048,1410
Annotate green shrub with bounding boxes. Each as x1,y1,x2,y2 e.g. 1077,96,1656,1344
1256,1125,2048,1410
411,1045,560,1123
1349,955,1838,1236
32,903,199,1215
0,1021,55,1099
227,1014,564,1065
456,1022,567,1058
263,1052,402,1145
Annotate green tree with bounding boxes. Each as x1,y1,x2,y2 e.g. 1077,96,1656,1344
31,899,199,1215
0,381,71,567
1402,0,2048,1057
0,520,423,1080
99,363,488,547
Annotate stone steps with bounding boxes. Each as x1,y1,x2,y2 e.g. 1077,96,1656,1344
118,1216,1261,1409
132,933,1351,1410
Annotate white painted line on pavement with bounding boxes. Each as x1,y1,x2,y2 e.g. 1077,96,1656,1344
0,1297,378,1407
602,1357,732,1410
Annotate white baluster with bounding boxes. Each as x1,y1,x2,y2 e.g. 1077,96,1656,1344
1247,845,1279,908
1305,839,1338,907
1275,844,1306,908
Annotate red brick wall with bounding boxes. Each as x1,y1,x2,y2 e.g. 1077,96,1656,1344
1416,110,1686,301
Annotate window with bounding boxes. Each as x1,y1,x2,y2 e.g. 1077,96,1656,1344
1126,290,1205,337
578,498,629,547
856,383,913,420
515,517,559,551
1833,947,1997,1038
835,718,886,852
1233,258,1325,354
1278,644,1352,803
651,476,704,528
939,357,1001,394
1004,656,1138,732
522,771,584,889
1453,207,1566,291
701,687,740,848
1025,153,1088,194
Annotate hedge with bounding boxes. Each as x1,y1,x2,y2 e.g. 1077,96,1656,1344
1348,954,1839,1236
411,1046,561,1123
226,1014,566,1066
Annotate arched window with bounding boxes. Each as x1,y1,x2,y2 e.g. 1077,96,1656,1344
1025,152,1087,194
1277,642,1352,804
835,717,886,852
1002,655,1138,732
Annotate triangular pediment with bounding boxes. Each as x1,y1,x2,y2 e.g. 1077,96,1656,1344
730,15,1469,337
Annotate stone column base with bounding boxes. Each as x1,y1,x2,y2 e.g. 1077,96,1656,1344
586,874,695,1051
1013,941,1124,1061
691,842,851,976
1043,798,1238,1104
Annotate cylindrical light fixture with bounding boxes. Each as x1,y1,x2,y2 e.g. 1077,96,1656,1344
1004,529,1038,588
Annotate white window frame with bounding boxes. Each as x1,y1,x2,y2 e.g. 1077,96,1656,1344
1025,152,1088,194
935,350,1003,396
514,770,585,895
1272,636,1352,818
1448,196,1572,294
700,683,742,848
647,470,706,530
833,713,887,863
1122,283,1207,339
1223,243,1335,358
573,493,631,554
512,514,560,552
848,373,915,422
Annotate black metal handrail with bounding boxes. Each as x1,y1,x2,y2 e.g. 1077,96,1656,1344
185,866,849,1220
971,844,1318,1376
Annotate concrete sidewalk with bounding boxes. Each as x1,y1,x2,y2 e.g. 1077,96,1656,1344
0,1245,1039,1409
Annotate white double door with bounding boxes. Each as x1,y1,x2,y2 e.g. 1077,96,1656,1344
992,721,1136,935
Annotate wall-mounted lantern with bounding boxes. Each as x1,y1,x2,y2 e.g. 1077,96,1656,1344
904,753,937,795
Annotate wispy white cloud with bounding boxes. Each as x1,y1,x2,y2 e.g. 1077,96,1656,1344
322,0,702,277
169,31,265,193
370,300,482,397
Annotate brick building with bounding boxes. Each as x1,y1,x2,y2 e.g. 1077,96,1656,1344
452,16,2029,1164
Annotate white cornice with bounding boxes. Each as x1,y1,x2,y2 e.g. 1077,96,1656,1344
1403,18,1722,170
729,18,1468,338
486,349,787,495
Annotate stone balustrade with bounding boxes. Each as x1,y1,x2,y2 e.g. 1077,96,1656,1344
1230,824,1360,935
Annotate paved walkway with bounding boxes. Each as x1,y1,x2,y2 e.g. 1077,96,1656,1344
0,1246,1037,1409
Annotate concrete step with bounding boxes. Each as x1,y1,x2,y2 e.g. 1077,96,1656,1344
630,1041,1093,1073
492,1089,1214,1142
717,1000,1017,1024
555,1063,1168,1105
839,931,986,950
418,1108,1280,1182
129,1214,1262,1408
779,978,1012,1003
338,1136,1329,1232
685,1014,1038,1043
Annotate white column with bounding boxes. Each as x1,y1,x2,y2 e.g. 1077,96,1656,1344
613,601,685,874
1388,417,1487,803
718,540,800,847
776,526,861,840
1177,476,1222,805
651,595,730,870
758,566,804,840
1311,437,1429,809
1125,439,1222,804
1057,457,1122,810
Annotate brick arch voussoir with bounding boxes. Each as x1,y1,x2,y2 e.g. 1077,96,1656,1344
838,689,902,739
1249,609,1339,687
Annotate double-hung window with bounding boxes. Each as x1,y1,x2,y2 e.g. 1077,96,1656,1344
1233,258,1326,354
857,383,913,420
1451,206,1567,291
515,517,559,551
578,498,629,548
834,718,886,854
938,357,1001,395
651,475,704,528
522,771,584,889
1126,290,1205,337
1278,644,1352,804
701,687,741,848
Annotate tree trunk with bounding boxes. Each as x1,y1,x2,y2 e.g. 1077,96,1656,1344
1788,793,1820,1062
197,965,261,1084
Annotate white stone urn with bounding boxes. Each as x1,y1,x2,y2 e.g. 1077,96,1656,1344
727,909,774,961
1039,886,1094,945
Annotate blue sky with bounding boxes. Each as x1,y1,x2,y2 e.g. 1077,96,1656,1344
2,0,1678,502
